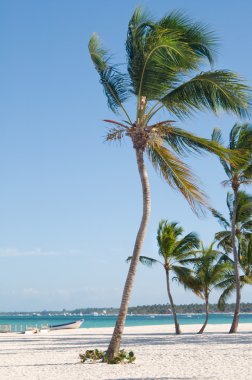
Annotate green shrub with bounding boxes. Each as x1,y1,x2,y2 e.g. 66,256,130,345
79,348,135,364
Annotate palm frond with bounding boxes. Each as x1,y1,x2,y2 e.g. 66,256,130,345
172,267,204,297
89,34,131,116
173,232,200,256
210,261,233,284
137,30,198,100
218,253,233,264
241,221,252,232
236,192,252,225
217,283,235,311
229,123,252,150
160,70,251,119
211,208,230,229
172,265,195,285
158,10,217,65
179,257,200,265
157,127,242,168
126,8,206,101
126,7,154,96
239,177,252,186
245,235,252,266
229,123,241,149
147,143,207,214
241,165,252,179
211,128,234,177
220,159,232,178
214,230,232,252
105,127,126,143
211,128,223,145
103,119,129,129
126,255,160,267
242,275,252,285
125,256,132,264
139,256,160,267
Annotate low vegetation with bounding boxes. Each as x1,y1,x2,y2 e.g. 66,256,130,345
79,349,135,364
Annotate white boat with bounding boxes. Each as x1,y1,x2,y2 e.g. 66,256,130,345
49,319,84,330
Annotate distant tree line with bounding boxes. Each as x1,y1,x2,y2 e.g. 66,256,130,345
72,303,252,315
0,303,252,316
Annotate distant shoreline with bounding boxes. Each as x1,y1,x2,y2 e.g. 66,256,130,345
0,302,252,316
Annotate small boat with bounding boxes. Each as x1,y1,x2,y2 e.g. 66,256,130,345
49,319,84,330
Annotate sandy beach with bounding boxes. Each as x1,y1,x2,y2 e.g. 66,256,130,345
0,323,251,380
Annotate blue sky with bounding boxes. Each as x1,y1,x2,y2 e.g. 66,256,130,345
0,0,251,311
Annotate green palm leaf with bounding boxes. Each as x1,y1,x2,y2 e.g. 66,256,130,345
173,232,200,257
89,34,131,116
211,209,230,229
126,255,160,267
159,126,241,165
211,128,223,145
126,9,201,100
212,128,233,177
158,11,217,65
137,31,198,100
172,265,194,285
160,70,251,119
218,283,235,311
214,230,232,252
147,143,207,214
229,123,252,150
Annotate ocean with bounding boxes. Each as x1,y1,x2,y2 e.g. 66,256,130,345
0,313,252,332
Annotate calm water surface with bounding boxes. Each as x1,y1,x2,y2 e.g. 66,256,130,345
0,313,252,332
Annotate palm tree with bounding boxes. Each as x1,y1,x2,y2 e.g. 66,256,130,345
181,242,231,334
127,220,200,334
211,124,252,334
217,234,252,310
88,8,251,360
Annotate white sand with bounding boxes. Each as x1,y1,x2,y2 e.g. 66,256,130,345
0,323,251,380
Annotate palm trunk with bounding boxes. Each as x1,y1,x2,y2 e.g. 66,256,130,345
229,186,241,334
106,148,151,361
198,295,209,334
165,268,181,334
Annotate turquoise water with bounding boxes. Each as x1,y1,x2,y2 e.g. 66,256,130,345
0,313,252,332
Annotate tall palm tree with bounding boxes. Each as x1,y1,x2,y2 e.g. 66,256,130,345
88,8,251,360
181,242,231,334
127,220,199,334
211,124,252,333
217,235,252,310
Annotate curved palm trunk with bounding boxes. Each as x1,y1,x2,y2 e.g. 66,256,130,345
165,268,181,334
198,295,209,334
107,148,151,361
229,187,241,333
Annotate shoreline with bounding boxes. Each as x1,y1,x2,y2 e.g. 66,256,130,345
2,321,252,334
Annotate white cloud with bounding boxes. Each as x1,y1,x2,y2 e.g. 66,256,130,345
0,247,82,258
